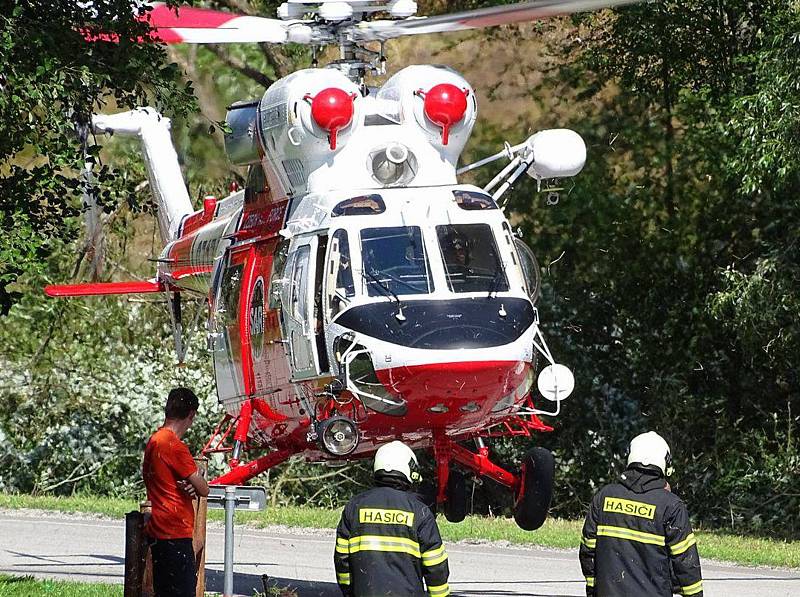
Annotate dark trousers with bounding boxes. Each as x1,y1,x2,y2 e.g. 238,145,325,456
149,537,196,597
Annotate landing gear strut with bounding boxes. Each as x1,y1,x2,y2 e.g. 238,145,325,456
432,433,554,531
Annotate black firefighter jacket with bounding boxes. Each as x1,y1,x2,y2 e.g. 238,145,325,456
334,485,450,597
579,467,704,597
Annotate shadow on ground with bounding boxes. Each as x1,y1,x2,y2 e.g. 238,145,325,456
204,569,583,596
206,569,340,596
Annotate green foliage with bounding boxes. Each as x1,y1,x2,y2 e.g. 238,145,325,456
0,1,194,313
0,244,219,496
513,0,800,536
0,574,123,596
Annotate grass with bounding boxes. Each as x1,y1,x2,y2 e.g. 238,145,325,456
0,575,298,597
2,493,799,569
0,574,123,596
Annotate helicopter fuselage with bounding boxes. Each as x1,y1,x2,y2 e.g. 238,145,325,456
46,62,579,500
159,181,541,460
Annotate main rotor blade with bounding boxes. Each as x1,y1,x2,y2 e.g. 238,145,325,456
145,2,291,43
353,0,641,41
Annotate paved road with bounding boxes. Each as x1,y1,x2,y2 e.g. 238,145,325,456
1,511,798,596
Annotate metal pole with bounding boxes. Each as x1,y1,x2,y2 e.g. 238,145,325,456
223,485,236,597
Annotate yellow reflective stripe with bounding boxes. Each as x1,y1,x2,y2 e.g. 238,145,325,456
597,525,666,546
348,535,421,558
670,533,697,555
422,545,445,559
585,576,595,587
349,535,420,549
337,572,351,585
336,536,349,554
424,552,448,567
428,582,450,597
422,545,448,566
681,580,703,595
582,536,597,549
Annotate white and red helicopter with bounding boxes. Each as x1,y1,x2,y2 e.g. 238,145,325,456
47,0,633,529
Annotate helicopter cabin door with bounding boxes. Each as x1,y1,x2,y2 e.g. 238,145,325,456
281,235,329,380
210,246,249,401
211,240,288,402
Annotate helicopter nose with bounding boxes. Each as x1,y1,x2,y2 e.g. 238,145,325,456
376,359,531,418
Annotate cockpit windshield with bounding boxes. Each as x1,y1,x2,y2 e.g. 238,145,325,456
437,224,509,293
360,226,432,296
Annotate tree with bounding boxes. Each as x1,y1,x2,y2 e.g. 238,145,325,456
0,0,194,314
523,0,800,534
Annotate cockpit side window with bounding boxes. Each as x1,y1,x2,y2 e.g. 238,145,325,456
326,229,355,319
514,238,541,301
437,224,509,293
360,226,432,296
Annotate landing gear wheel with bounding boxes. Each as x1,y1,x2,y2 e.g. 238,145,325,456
419,480,438,514
443,469,468,523
514,447,555,531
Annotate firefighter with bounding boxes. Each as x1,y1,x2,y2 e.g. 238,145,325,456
579,431,703,597
334,441,450,597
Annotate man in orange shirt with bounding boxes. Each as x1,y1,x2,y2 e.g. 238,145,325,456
143,387,210,597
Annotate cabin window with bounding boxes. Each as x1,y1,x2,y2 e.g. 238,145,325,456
436,224,509,293
453,190,498,211
290,245,310,321
268,239,290,310
360,226,432,296
219,263,244,326
332,194,385,217
327,230,355,318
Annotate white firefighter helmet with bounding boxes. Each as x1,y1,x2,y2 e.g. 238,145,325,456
627,431,673,476
373,441,421,484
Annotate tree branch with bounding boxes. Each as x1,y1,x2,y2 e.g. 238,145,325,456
167,46,225,149
39,456,114,493
206,44,275,88
213,0,256,15
260,42,291,80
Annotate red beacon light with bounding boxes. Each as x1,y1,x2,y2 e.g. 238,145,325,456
416,83,469,145
304,87,357,150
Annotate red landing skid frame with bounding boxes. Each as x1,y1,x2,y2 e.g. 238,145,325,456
201,403,298,487
202,397,553,498
430,402,554,506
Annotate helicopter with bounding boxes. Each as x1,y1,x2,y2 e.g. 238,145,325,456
46,0,635,530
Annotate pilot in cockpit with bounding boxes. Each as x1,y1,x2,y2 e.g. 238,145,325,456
441,231,472,276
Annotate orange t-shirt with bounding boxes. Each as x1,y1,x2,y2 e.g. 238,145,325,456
142,427,198,540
